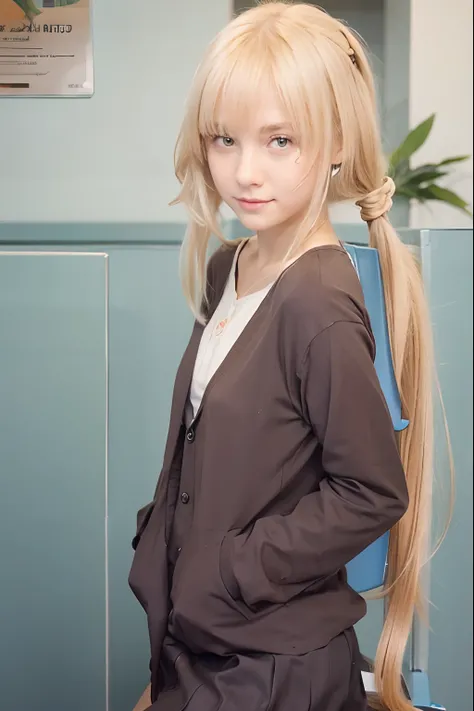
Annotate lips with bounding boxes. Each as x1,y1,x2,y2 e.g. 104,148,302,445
238,198,272,203
236,198,274,210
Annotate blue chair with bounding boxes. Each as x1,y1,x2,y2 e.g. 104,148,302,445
342,243,445,711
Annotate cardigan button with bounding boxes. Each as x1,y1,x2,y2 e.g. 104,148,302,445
186,429,195,442
180,492,190,505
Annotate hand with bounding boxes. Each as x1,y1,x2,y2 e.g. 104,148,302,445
133,683,151,711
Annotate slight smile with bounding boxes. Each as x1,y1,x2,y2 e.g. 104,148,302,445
236,197,275,210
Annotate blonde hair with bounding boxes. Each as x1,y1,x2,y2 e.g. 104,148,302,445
171,2,453,709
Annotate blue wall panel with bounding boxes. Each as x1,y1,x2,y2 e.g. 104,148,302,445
0,252,108,711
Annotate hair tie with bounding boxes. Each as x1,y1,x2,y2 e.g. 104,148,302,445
356,177,396,223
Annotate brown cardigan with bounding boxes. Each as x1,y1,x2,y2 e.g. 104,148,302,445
129,242,409,700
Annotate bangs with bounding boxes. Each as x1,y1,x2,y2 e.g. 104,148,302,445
197,36,317,150
187,8,346,194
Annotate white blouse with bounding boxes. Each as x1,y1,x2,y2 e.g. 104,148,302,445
189,241,274,419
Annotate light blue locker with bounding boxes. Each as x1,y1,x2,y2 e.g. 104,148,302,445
0,252,108,711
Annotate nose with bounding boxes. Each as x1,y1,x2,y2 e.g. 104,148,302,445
235,148,264,189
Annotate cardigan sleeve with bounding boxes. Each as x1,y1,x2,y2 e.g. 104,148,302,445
222,319,409,608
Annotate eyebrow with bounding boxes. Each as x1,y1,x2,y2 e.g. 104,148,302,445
213,122,295,136
259,123,294,134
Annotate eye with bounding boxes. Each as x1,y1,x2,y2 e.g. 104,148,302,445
271,136,291,149
215,136,234,147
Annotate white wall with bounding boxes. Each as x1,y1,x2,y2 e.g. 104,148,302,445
0,0,232,223
409,0,473,228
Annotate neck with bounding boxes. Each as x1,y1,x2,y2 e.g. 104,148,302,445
252,206,340,268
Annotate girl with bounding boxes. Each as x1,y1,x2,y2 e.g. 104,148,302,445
129,2,438,709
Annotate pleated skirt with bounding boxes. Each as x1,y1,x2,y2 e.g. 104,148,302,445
152,626,367,711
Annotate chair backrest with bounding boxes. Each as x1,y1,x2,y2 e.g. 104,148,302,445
343,243,409,594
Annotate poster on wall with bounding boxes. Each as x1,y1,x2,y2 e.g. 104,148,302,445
0,0,93,97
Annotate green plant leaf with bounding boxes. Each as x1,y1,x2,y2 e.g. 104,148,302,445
392,163,448,196
405,163,445,177
389,160,419,189
396,186,423,200
400,169,449,189
387,115,472,215
389,114,436,169
437,155,471,167
418,185,472,215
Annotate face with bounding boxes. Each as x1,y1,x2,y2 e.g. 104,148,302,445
205,88,319,239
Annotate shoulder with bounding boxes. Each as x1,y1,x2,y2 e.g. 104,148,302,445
276,245,375,355
281,246,370,326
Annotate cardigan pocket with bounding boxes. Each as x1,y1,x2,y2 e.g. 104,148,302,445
169,530,250,651
219,531,252,618
219,531,256,622
219,530,284,621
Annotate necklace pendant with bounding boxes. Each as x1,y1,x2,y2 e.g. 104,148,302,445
215,318,228,337
215,300,236,337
